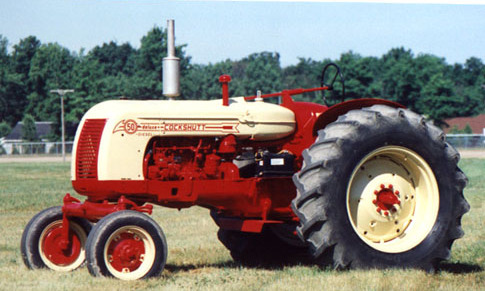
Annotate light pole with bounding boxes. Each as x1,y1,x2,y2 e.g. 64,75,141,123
50,89,74,162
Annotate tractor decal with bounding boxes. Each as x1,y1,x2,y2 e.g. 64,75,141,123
113,119,239,135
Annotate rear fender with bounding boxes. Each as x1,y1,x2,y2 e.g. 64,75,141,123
312,98,405,135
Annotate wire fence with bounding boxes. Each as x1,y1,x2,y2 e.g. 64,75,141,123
0,141,74,156
445,134,485,149
0,134,483,156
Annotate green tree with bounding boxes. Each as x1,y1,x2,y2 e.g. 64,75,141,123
463,123,473,134
67,54,106,133
127,26,191,100
413,54,458,121
0,35,7,64
380,48,420,109
0,35,10,122
231,52,282,97
0,36,34,125
451,57,485,116
89,41,136,76
337,52,363,99
283,57,324,102
12,36,41,80
0,121,11,137
21,114,37,141
2,27,485,138
417,73,460,121
335,52,381,101
462,57,484,87
190,60,237,100
23,42,76,141
449,123,473,134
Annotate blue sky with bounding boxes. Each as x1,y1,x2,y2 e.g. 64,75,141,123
1,0,484,67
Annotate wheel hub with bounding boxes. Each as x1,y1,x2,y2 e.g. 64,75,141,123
373,184,401,217
41,223,81,266
108,232,145,273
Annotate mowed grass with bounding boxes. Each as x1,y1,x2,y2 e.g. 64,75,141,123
0,159,483,291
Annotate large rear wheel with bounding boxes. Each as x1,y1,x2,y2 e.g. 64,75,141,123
292,105,469,270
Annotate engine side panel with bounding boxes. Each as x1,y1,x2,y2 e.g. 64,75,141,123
71,98,296,181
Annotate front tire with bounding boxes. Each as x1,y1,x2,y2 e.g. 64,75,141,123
21,206,92,271
292,105,469,271
85,210,167,280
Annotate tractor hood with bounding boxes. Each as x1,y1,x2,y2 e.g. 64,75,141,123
80,97,295,140
71,97,295,181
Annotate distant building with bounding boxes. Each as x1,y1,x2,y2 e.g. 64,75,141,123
4,121,54,141
443,114,485,135
0,121,54,155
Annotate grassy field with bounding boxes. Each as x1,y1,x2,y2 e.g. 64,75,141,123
0,159,483,290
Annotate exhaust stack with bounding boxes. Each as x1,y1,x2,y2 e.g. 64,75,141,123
163,19,180,99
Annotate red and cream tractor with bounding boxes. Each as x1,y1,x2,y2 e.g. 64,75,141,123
21,20,469,280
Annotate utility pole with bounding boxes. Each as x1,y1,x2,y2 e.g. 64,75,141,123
50,89,74,162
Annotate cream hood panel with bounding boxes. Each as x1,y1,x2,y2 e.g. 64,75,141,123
72,98,296,181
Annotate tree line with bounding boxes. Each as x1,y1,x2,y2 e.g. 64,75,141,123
0,25,484,140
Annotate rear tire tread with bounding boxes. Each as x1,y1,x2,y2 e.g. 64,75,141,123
292,105,469,270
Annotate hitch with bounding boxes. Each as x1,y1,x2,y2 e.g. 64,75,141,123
58,193,154,249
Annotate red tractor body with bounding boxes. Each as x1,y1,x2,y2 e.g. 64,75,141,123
64,86,402,233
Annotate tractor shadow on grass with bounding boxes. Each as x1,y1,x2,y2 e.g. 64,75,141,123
164,260,483,275
164,258,315,274
437,262,483,274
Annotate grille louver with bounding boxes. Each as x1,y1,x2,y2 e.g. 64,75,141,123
76,119,106,180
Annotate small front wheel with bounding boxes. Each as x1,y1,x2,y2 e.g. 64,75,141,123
21,206,92,271
85,210,167,280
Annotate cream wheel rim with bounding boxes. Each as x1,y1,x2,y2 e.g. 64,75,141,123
346,146,439,253
38,220,87,271
103,226,156,280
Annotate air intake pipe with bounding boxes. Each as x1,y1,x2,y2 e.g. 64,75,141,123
163,19,180,98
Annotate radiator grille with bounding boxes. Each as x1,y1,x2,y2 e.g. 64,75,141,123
76,119,106,180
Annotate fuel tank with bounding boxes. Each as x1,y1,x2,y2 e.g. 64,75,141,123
71,97,295,181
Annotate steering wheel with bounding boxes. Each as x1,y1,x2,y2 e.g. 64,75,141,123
320,63,345,105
